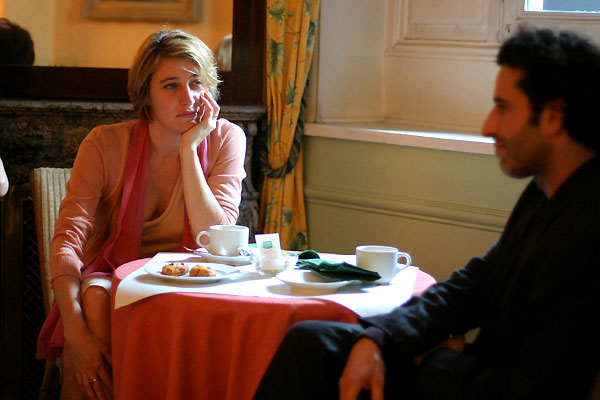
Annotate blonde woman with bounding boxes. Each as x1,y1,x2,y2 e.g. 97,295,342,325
37,30,246,399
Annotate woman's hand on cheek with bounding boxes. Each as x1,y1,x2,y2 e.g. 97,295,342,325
181,90,220,149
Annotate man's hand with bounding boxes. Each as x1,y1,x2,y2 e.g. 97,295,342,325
414,334,466,367
338,338,386,400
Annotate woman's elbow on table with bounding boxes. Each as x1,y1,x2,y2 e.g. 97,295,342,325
220,208,240,225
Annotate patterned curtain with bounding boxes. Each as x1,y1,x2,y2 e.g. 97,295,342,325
259,0,320,250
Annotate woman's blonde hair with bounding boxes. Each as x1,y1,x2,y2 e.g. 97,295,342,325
128,29,221,121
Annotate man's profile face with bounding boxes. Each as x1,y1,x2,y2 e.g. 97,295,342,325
482,66,552,179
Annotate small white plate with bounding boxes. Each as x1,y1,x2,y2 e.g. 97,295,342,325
276,270,352,292
189,248,252,266
145,262,239,283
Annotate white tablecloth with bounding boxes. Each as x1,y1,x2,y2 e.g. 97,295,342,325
114,252,419,317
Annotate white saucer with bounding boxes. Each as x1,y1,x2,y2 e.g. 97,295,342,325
145,262,239,283
276,270,352,293
190,248,252,266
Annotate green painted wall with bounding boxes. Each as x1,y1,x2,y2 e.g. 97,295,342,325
302,135,528,281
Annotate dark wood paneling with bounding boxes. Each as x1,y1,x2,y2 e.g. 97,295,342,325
224,0,266,106
0,65,130,101
0,0,266,106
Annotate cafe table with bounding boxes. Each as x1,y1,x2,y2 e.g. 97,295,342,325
111,252,436,400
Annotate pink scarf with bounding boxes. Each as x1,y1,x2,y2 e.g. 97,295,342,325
37,120,209,358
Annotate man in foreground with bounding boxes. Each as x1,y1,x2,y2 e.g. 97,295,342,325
253,25,600,399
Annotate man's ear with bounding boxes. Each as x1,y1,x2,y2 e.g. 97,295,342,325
540,98,566,136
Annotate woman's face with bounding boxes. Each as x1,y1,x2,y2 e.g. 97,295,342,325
148,56,205,135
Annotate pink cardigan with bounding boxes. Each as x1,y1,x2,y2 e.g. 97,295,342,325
50,119,246,281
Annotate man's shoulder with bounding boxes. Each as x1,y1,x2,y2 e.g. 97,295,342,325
561,157,600,205
546,158,600,238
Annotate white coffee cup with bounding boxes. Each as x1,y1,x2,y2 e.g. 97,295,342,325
195,225,249,256
355,245,412,284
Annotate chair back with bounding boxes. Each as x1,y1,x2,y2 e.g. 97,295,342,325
30,167,72,314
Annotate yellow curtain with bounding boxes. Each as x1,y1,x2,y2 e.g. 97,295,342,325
259,0,320,250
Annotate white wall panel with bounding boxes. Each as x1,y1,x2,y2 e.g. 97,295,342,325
316,0,386,122
315,0,501,130
383,55,498,132
401,0,490,42
303,135,527,281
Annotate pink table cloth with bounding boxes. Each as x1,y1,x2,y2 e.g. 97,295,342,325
111,258,436,400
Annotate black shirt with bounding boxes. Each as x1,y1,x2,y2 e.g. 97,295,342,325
361,157,600,399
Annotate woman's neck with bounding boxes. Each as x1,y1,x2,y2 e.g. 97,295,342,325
148,122,181,158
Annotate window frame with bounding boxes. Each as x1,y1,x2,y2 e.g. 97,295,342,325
502,0,600,41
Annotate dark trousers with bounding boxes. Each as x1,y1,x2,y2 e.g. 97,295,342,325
253,321,414,400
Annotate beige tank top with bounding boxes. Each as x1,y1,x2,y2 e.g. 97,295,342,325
140,174,185,258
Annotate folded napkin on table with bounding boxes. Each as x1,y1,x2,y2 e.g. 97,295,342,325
296,250,381,282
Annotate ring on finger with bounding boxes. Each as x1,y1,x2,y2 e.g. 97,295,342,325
88,378,98,384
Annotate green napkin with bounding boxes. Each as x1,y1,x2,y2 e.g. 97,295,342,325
296,250,381,282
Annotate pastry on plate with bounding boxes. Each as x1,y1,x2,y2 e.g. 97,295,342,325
190,265,217,277
161,262,189,276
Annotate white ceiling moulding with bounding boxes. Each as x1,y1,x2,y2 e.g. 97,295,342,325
387,0,500,61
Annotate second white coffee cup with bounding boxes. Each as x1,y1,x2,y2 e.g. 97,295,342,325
355,245,412,284
195,225,249,256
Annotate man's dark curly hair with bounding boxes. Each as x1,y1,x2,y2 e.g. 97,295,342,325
0,18,35,65
497,24,600,152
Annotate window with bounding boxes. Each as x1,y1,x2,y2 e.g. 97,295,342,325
525,0,600,13
503,0,600,42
